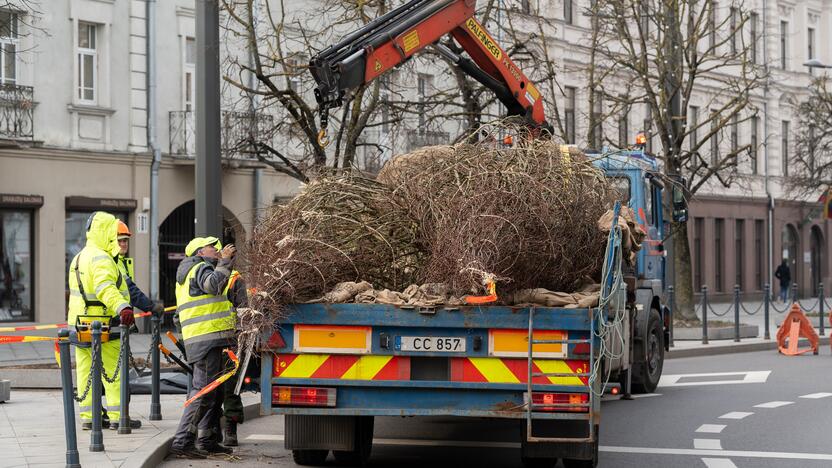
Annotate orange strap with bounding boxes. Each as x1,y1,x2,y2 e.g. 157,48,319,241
184,349,239,407
464,280,498,305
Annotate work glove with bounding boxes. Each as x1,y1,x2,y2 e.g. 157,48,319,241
120,307,135,328
151,301,165,316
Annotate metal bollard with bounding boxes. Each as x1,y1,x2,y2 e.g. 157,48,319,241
764,283,771,340
119,324,132,434
733,284,741,342
819,283,825,337
90,321,104,452
668,285,674,348
792,282,798,303
701,285,709,345
149,314,162,421
58,329,81,468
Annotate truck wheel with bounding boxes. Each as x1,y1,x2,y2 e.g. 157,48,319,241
562,425,599,468
520,456,557,468
631,309,664,394
292,449,329,466
333,416,374,466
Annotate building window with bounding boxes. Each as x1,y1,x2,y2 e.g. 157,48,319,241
65,211,127,293
520,0,531,14
808,28,815,75
184,37,195,111
0,11,18,85
689,106,699,153
715,218,724,292
749,12,758,64
286,57,303,93
780,21,788,70
708,1,717,50
710,109,719,165
564,0,573,24
417,73,432,130
781,120,789,176
618,107,629,148
750,115,758,174
694,217,704,291
0,210,32,322
590,92,603,149
754,219,763,290
640,1,650,37
77,22,97,103
564,86,576,144
735,219,744,289
729,7,738,54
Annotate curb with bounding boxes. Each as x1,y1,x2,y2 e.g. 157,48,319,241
667,336,831,359
122,400,262,468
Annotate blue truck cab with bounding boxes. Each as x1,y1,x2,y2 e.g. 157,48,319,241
259,148,673,468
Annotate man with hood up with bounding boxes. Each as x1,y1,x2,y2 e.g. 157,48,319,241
67,211,140,431
170,236,237,458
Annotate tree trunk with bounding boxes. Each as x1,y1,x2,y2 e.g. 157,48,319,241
673,220,697,321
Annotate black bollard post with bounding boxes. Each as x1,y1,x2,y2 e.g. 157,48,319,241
90,321,104,452
792,282,798,303
764,283,771,340
702,285,709,345
149,314,162,421
819,283,825,337
734,284,741,342
58,330,81,468
119,324,131,434
668,286,675,348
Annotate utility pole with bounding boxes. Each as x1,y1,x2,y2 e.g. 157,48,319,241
195,0,223,236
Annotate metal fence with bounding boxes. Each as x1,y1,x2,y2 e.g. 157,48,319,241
169,110,274,158
0,83,33,141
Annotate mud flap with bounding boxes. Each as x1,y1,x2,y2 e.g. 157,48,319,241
285,414,355,451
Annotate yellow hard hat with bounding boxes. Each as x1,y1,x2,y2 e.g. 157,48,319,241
185,236,221,257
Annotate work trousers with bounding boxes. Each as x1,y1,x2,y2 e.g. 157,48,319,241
222,350,245,425
76,340,121,421
172,346,225,448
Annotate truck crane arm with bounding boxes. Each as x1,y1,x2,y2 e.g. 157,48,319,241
309,0,548,145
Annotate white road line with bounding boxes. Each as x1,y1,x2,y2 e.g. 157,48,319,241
754,401,794,408
247,434,283,441
701,458,738,468
719,412,753,420
696,424,726,434
799,392,832,399
600,445,832,461
694,439,723,450
658,371,771,388
631,393,662,399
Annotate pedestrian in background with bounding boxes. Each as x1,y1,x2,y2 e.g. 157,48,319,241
775,259,791,303
170,236,237,459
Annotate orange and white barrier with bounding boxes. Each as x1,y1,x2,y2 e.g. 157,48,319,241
776,303,819,356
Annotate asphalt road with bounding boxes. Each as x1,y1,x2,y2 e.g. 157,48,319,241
162,347,832,467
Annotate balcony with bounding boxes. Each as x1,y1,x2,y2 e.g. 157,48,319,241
0,84,33,142
406,129,449,151
169,110,275,159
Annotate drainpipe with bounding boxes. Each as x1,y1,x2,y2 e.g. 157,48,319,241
250,1,262,224
147,0,161,311
763,0,774,297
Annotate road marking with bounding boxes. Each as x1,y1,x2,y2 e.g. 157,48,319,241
249,434,832,461
701,458,738,468
719,412,753,420
799,392,832,399
631,393,662,399
696,424,726,434
658,371,770,388
694,439,723,450
754,401,793,408
600,445,832,461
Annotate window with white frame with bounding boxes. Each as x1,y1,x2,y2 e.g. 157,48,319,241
77,22,98,103
0,11,18,85
780,21,788,70
184,37,195,111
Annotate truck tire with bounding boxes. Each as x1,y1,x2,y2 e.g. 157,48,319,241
333,416,374,466
292,449,329,466
631,309,664,394
562,425,599,468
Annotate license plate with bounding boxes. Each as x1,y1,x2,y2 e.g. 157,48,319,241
396,336,466,352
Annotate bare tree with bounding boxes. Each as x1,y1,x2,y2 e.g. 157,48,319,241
788,77,832,198
584,0,767,319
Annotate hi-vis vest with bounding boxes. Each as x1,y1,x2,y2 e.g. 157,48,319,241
67,250,130,326
175,262,236,344
117,256,135,279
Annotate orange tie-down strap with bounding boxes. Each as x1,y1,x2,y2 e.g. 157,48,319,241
184,349,240,408
465,280,498,305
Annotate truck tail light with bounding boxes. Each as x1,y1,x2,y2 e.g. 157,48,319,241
528,392,589,413
272,386,337,407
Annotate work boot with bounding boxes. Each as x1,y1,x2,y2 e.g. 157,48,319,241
197,443,234,455
170,445,208,459
223,422,238,447
110,418,142,430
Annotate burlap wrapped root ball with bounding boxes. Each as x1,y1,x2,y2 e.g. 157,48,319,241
243,174,423,313
380,138,613,295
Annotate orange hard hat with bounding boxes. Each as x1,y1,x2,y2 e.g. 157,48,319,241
117,220,131,239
